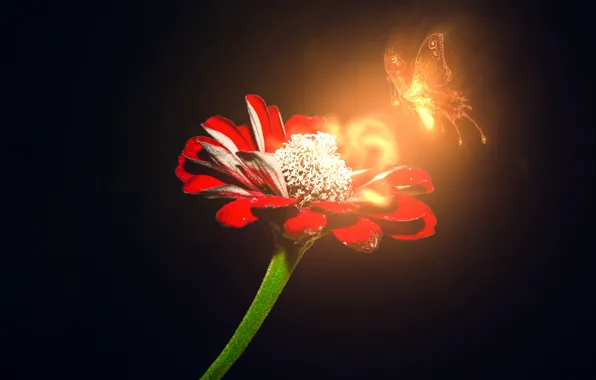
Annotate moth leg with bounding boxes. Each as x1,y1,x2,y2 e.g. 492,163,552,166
446,117,463,146
437,117,445,133
462,113,487,144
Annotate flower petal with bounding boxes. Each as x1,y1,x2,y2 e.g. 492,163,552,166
245,95,268,152
284,209,327,242
366,195,428,222
250,196,297,208
283,115,327,137
182,136,225,162
202,116,255,152
264,105,287,152
198,141,257,190
349,186,397,212
199,185,256,199
181,174,256,199
310,201,360,214
203,127,239,153
236,151,289,197
236,125,257,151
353,165,408,190
350,168,377,189
216,199,258,228
385,207,437,240
384,167,434,195
182,174,227,194
175,155,194,183
332,217,383,254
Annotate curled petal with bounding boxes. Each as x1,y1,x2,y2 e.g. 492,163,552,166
182,136,225,162
250,196,297,208
385,207,437,240
216,199,258,228
283,115,327,137
245,95,268,152
182,137,204,161
182,175,227,194
175,155,194,183
385,167,434,195
332,217,383,254
310,201,360,214
236,151,289,197
284,209,327,242
366,195,429,222
202,116,255,152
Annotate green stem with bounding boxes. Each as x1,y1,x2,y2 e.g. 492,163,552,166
199,240,310,379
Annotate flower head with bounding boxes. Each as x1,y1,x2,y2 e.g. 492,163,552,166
176,95,436,253
275,132,353,208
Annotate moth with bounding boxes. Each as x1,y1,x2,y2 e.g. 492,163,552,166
384,32,486,145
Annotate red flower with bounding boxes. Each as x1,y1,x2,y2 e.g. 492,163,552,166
176,95,436,253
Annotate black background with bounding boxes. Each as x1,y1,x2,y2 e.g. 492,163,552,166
10,0,595,379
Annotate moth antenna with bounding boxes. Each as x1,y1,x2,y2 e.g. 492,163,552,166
462,113,487,144
446,117,463,146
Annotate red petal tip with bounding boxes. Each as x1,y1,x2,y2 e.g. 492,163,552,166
216,199,258,228
386,209,437,240
284,209,327,242
366,195,428,222
182,175,227,194
332,218,383,254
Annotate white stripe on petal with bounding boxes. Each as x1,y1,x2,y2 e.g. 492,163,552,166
246,97,266,152
236,151,289,197
358,165,407,189
350,169,370,177
200,185,255,199
275,108,286,140
203,127,239,153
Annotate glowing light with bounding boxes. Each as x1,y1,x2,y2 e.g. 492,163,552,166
327,116,399,171
416,107,435,130
385,33,488,145
359,188,393,208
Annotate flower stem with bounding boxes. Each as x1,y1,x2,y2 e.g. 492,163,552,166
199,241,309,379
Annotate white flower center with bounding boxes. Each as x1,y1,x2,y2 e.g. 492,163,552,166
274,132,353,208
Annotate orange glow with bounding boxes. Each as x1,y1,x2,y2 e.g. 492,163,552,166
327,116,399,171
416,106,435,130
359,188,393,208
385,32,488,145
402,77,437,132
